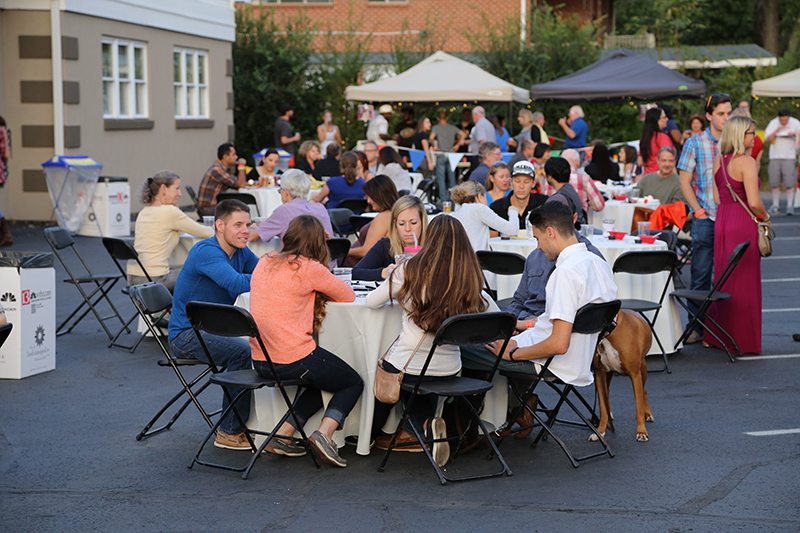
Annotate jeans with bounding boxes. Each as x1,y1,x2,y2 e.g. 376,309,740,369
689,217,715,333
169,329,253,435
435,154,455,201
371,360,455,437
253,346,362,431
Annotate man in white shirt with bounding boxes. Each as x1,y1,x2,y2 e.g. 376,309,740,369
764,108,800,215
470,106,496,154
366,104,393,144
485,201,617,385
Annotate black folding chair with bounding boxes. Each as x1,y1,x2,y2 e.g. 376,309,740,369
216,192,260,216
612,250,678,373
130,283,219,440
44,227,128,340
476,250,527,307
498,300,621,468
186,301,320,478
326,238,351,264
336,198,368,215
184,185,202,220
0,323,12,349
671,241,750,362
415,178,436,203
102,237,155,352
328,208,355,237
349,215,373,236
378,312,517,485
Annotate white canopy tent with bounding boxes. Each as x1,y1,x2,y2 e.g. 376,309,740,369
752,68,800,97
345,51,530,104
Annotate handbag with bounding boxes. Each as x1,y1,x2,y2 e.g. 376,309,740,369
373,333,426,404
720,155,775,257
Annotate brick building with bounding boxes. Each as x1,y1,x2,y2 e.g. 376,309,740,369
239,1,613,54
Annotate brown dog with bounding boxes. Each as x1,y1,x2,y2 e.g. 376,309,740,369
590,309,654,442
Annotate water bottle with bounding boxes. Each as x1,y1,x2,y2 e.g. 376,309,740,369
526,219,534,240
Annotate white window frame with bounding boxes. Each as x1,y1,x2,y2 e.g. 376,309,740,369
102,37,148,119
173,47,210,120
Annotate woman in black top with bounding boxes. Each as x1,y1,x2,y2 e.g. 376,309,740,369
293,141,321,175
411,117,434,180
584,141,620,182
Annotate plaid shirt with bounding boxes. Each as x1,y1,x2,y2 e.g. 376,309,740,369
542,171,605,213
677,129,719,218
198,161,238,210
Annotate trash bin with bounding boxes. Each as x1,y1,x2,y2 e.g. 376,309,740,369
42,155,103,233
0,252,56,379
78,176,131,237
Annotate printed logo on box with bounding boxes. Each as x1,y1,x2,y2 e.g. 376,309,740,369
1,292,15,302
35,325,46,347
22,290,30,305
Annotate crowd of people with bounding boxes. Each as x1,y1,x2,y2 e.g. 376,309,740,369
116,93,797,468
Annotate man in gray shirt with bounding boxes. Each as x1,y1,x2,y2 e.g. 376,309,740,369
431,110,461,201
635,146,686,205
470,106,496,154
274,103,300,155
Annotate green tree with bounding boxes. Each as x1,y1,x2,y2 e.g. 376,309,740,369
389,12,451,74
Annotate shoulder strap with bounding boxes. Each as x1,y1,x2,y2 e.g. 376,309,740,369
720,155,759,223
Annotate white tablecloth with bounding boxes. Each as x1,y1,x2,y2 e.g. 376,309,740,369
235,294,508,456
170,234,279,268
589,199,660,233
237,187,319,219
489,235,682,356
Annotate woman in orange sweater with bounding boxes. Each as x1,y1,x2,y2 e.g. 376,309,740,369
250,215,362,468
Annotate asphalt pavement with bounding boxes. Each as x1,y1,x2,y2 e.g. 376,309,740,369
1,210,798,532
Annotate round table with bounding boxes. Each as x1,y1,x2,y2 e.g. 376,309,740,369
235,294,508,456
489,235,683,356
237,187,321,219
588,199,660,233
170,234,279,268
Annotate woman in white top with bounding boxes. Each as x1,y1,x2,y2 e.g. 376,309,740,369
376,146,413,193
128,171,213,290
317,110,342,154
366,215,491,457
451,181,519,251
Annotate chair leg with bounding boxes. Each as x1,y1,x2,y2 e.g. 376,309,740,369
640,313,671,374
136,371,217,440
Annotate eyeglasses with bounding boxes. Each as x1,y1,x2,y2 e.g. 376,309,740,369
744,131,756,136
705,93,730,109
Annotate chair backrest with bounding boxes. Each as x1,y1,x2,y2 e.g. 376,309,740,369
102,237,151,281
413,312,517,389
336,198,368,215
0,323,13,349
43,226,94,278
571,300,621,336
128,282,173,357
398,189,411,197
349,215,372,235
326,238,351,262
328,208,355,236
476,250,527,276
711,241,750,295
185,185,199,206
216,192,259,216
415,179,435,201
612,250,677,276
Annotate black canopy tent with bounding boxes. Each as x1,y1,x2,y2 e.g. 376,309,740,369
530,49,707,101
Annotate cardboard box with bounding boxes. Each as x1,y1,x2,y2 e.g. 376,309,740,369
78,178,130,237
0,264,56,379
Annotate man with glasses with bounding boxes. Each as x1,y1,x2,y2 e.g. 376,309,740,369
764,108,800,215
678,93,732,344
363,141,380,174
468,142,502,187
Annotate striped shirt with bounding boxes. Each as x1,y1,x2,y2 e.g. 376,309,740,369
677,129,719,219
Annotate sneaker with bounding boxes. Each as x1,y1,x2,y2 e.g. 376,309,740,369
427,417,449,467
769,205,781,214
684,331,703,344
308,430,347,468
214,430,253,451
263,437,307,457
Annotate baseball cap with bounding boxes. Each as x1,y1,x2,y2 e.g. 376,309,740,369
378,104,393,114
279,103,294,114
511,160,535,178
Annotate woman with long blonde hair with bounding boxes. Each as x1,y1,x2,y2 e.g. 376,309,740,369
352,195,428,281
366,215,491,461
704,115,769,355
250,215,362,467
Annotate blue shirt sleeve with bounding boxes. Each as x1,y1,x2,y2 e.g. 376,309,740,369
352,238,392,281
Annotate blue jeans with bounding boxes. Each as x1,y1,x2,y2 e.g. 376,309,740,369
435,154,455,201
170,329,252,435
253,346,362,431
689,217,715,333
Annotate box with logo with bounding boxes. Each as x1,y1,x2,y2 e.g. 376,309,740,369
0,253,56,379
78,177,130,237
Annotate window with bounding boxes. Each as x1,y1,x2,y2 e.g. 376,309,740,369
102,38,148,119
173,48,209,119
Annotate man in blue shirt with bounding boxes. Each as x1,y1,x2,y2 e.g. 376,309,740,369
169,199,259,451
559,106,588,149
